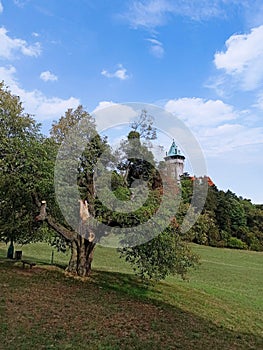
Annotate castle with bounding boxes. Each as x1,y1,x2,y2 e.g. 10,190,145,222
164,140,185,182
164,140,214,186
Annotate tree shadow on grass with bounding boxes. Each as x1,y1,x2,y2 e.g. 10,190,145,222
90,269,263,350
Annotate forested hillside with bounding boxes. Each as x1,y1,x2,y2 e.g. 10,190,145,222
178,177,263,251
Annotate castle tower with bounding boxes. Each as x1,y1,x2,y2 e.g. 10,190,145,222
164,140,185,182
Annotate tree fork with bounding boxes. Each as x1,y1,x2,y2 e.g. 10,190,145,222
35,198,96,277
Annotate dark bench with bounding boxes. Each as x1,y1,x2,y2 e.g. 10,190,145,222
15,251,22,260
21,260,36,269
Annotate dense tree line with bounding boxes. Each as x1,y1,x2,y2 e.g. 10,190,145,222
178,177,263,251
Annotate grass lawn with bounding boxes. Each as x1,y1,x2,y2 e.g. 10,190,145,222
0,242,262,349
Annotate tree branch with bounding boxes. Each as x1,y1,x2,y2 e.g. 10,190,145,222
45,215,75,242
34,198,75,242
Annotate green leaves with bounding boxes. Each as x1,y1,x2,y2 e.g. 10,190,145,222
0,83,51,245
178,177,263,251
120,227,199,282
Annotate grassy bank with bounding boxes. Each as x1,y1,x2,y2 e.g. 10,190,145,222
0,242,262,349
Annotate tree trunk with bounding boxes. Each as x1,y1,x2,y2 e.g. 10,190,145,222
66,240,78,273
7,238,14,259
35,200,96,277
66,237,96,277
80,237,94,276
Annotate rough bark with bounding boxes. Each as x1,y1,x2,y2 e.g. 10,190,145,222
35,199,96,277
65,236,96,276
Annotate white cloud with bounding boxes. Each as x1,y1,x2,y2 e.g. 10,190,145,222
125,0,172,30
124,0,228,30
0,65,17,82
13,0,29,8
214,25,263,91
199,123,263,157
123,1,263,34
123,0,230,59
164,96,263,159
0,1,3,13
92,101,139,131
165,97,237,127
0,65,80,120
92,101,117,113
40,70,58,82
101,64,129,80
0,27,41,59
147,38,164,58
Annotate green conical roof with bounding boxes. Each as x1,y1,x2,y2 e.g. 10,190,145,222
167,140,182,156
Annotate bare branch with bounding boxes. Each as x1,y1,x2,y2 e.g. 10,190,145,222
45,215,75,242
35,200,75,242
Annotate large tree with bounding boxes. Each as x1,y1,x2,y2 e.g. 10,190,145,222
34,106,110,276
0,82,51,257
36,107,198,279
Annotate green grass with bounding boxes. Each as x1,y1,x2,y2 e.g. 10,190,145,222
0,242,71,266
156,245,263,335
0,242,262,349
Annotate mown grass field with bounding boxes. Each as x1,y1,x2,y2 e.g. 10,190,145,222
0,242,262,349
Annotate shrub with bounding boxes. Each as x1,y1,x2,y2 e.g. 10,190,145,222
227,237,248,250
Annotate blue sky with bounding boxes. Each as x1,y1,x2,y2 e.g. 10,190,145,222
1,0,263,203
